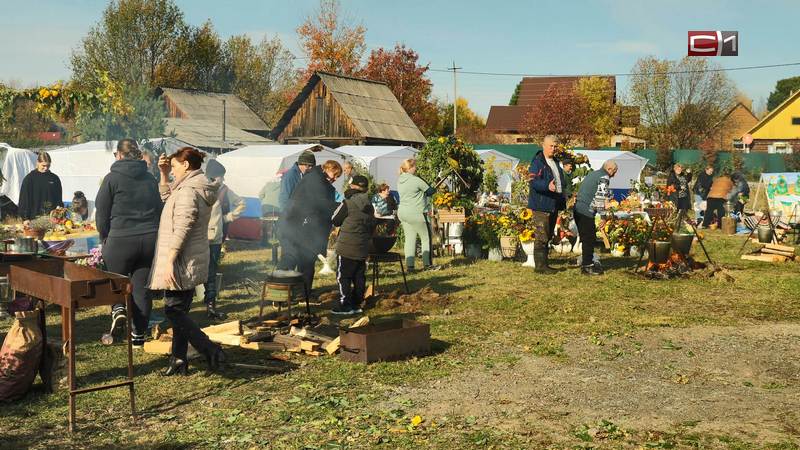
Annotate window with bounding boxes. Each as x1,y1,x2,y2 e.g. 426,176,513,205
768,142,793,154
792,117,800,125
733,139,746,152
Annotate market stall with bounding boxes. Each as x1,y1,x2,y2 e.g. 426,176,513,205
336,145,418,190
0,143,38,209
572,150,650,199
476,149,519,194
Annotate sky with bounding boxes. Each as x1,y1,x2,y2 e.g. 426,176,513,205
1,0,799,118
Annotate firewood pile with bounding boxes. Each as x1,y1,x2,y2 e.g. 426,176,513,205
144,316,370,358
741,243,797,263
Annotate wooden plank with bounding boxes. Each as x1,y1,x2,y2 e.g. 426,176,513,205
201,320,242,336
240,342,285,351
290,326,334,344
305,350,323,357
143,340,200,359
300,341,320,352
243,331,273,343
760,248,795,257
207,333,244,347
764,243,796,253
274,334,302,352
741,254,788,263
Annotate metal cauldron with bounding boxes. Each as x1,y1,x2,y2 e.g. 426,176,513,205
757,226,773,244
648,240,671,265
670,233,694,256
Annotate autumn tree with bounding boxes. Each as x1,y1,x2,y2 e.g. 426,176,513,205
359,44,438,135
628,56,735,149
508,82,521,105
297,0,366,79
225,35,298,127
155,21,232,92
766,76,800,111
521,84,591,145
433,98,498,144
576,76,619,147
70,0,186,89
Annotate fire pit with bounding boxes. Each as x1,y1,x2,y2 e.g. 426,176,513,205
643,251,706,279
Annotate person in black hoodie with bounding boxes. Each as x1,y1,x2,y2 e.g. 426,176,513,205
331,175,375,315
95,139,162,347
693,165,714,221
277,160,342,294
666,163,692,212
18,151,63,220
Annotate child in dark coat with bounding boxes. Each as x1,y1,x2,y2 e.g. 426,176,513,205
331,175,375,315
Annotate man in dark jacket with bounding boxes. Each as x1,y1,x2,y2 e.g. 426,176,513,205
278,150,316,212
527,135,567,274
574,161,618,276
331,175,375,315
277,161,342,294
694,166,714,221
95,138,162,346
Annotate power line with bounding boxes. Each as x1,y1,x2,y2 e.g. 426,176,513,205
427,61,800,78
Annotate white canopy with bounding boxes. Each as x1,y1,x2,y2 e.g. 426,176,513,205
47,138,189,204
573,150,649,190
477,149,520,193
0,143,38,205
336,145,418,190
216,144,354,198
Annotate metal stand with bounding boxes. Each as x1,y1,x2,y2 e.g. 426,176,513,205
632,208,717,272
736,209,779,257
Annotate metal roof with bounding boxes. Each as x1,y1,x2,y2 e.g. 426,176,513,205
159,87,269,132
164,118,273,150
271,72,426,144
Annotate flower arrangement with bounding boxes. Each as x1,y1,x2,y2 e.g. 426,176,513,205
26,215,54,233
416,135,484,198
554,144,590,166
604,216,649,251
76,246,105,270
432,190,474,212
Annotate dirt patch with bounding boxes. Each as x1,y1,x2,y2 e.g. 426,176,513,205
375,286,452,313
392,324,800,445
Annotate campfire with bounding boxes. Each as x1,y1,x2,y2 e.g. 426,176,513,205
644,251,706,279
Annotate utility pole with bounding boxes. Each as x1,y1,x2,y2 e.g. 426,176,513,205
222,99,227,142
448,61,461,135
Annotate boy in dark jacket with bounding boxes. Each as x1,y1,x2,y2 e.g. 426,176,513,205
331,175,375,315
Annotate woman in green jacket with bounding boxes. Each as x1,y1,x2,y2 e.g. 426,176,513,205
397,159,436,270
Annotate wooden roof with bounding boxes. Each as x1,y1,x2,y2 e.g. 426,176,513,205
158,87,269,132
271,72,426,144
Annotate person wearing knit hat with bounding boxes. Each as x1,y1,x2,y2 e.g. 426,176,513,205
204,158,245,320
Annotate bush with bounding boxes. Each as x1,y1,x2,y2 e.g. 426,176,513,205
416,136,484,198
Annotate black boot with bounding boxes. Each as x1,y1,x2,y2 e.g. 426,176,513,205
534,248,557,274
206,298,227,320
163,356,188,376
581,264,603,276
204,346,227,372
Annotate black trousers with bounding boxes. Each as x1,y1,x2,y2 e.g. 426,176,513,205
336,256,366,309
574,211,597,267
703,198,726,228
278,239,317,293
103,232,157,335
164,290,217,361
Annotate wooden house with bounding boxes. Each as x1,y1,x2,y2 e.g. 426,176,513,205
746,90,800,153
270,72,426,147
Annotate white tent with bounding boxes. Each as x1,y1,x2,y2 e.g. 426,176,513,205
216,144,354,207
336,145,418,190
0,143,38,205
477,149,520,193
47,138,190,205
573,150,649,190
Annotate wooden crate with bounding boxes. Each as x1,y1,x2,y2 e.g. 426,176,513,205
437,207,466,223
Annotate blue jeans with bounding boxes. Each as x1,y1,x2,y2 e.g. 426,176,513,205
203,244,222,304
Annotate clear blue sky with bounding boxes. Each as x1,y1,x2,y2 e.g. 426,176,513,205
2,0,799,117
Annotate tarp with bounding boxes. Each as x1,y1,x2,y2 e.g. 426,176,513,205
336,145,417,190
758,172,800,222
216,144,354,217
477,149,519,193
572,150,649,190
0,143,38,205
46,138,190,205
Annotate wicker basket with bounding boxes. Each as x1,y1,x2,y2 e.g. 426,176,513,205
500,236,518,258
437,207,466,223
644,207,674,219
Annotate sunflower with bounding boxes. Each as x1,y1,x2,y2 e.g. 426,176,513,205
519,229,534,242
519,208,533,220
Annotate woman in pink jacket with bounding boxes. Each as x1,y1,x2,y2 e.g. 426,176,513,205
149,147,224,376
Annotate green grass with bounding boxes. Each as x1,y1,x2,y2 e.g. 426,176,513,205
1,231,799,449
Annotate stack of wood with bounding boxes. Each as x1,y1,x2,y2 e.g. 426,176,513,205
144,317,371,357
742,243,797,263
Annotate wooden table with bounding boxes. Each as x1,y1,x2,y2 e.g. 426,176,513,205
9,259,135,432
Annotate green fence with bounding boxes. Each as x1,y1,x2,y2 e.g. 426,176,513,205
473,145,788,174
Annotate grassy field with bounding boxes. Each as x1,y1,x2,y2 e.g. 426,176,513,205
2,231,800,449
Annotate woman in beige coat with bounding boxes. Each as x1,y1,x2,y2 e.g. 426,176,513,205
149,147,224,376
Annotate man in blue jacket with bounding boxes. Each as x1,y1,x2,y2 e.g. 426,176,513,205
278,150,316,211
527,135,566,274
